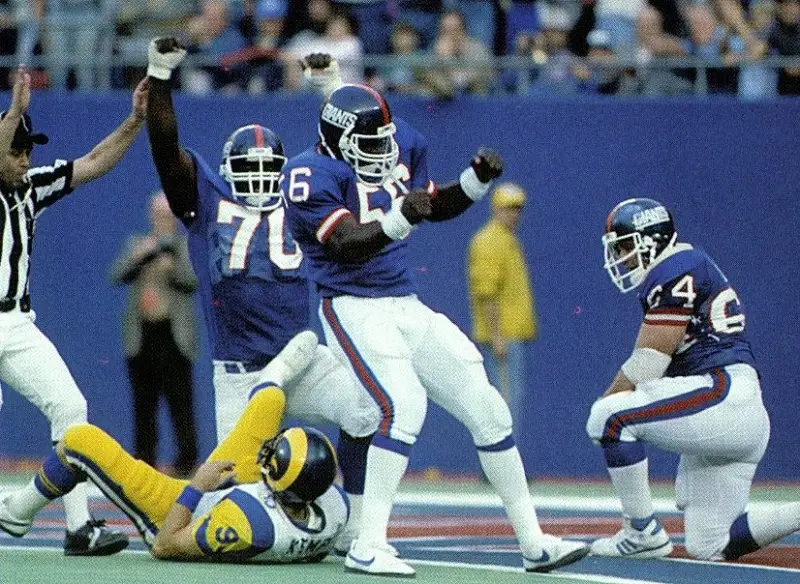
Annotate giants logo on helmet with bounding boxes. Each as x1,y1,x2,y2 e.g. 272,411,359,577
321,103,357,130
632,206,670,230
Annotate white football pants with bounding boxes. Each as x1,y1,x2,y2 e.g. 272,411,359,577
319,295,512,447
587,363,770,560
213,342,380,443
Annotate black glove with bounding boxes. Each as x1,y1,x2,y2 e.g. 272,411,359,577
470,147,503,183
400,189,432,225
302,53,333,71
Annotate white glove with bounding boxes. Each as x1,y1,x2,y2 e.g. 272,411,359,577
302,53,343,97
147,38,187,81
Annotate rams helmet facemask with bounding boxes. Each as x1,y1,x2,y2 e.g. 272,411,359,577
219,124,286,211
318,84,399,186
258,427,338,505
602,197,677,293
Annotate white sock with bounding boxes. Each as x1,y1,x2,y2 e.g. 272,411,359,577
343,493,363,541
62,482,91,532
478,447,543,551
747,502,800,547
7,478,50,520
607,459,655,522
357,445,409,546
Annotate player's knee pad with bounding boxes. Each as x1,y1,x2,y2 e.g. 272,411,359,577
248,385,287,418
383,387,427,444
586,399,610,442
340,402,381,439
467,386,513,447
62,424,109,459
684,530,726,561
586,397,635,444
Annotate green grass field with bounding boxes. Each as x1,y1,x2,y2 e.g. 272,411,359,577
3,475,799,584
0,548,616,584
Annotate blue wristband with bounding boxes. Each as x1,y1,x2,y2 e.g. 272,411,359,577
177,486,202,512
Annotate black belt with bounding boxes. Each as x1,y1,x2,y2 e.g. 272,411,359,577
0,296,30,313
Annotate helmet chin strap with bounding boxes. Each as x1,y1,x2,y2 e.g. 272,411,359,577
317,124,339,160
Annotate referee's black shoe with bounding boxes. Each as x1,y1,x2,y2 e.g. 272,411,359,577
63,518,129,556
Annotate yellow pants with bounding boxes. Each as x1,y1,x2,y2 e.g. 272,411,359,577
60,386,286,547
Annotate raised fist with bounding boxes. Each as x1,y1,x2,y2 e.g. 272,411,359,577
301,52,342,97
400,189,432,225
302,53,333,71
470,147,503,183
147,37,187,81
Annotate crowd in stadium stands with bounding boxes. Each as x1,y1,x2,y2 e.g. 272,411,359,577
0,0,798,97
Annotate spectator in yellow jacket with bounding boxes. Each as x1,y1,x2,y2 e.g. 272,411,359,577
467,182,538,432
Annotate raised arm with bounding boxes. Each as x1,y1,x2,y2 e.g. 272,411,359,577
0,67,30,153
146,37,199,223
325,148,502,263
428,147,503,222
71,78,147,187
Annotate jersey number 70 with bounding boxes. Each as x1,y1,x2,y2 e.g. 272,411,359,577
216,200,302,271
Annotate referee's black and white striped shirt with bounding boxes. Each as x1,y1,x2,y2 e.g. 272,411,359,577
0,159,73,303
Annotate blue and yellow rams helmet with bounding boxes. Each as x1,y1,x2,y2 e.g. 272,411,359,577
258,427,337,504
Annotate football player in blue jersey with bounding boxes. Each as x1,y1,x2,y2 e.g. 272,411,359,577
142,37,380,548
587,198,800,561
282,83,590,576
0,384,351,562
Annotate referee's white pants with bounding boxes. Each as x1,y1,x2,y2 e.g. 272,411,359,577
0,310,87,441
319,295,513,447
586,363,770,560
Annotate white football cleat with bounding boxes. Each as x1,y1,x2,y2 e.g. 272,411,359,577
345,539,415,578
334,532,398,557
0,492,32,537
523,534,591,572
590,517,673,559
262,330,318,387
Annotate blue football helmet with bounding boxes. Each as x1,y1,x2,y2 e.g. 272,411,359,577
602,198,677,293
258,427,337,504
219,124,286,211
318,84,399,186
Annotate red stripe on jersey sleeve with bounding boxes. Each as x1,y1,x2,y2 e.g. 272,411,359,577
648,307,693,315
643,317,691,327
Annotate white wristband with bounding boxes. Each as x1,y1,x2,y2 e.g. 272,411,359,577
147,64,173,81
621,348,671,385
380,207,413,241
304,61,343,97
459,166,491,202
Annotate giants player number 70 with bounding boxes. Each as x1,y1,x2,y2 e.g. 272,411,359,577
216,201,303,271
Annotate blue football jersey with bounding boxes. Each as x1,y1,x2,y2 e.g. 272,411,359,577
282,118,434,298
185,149,309,362
638,244,757,377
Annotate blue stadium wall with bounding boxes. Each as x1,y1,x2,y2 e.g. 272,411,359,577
1,92,798,482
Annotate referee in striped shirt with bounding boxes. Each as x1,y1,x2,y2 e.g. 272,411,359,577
0,68,148,555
